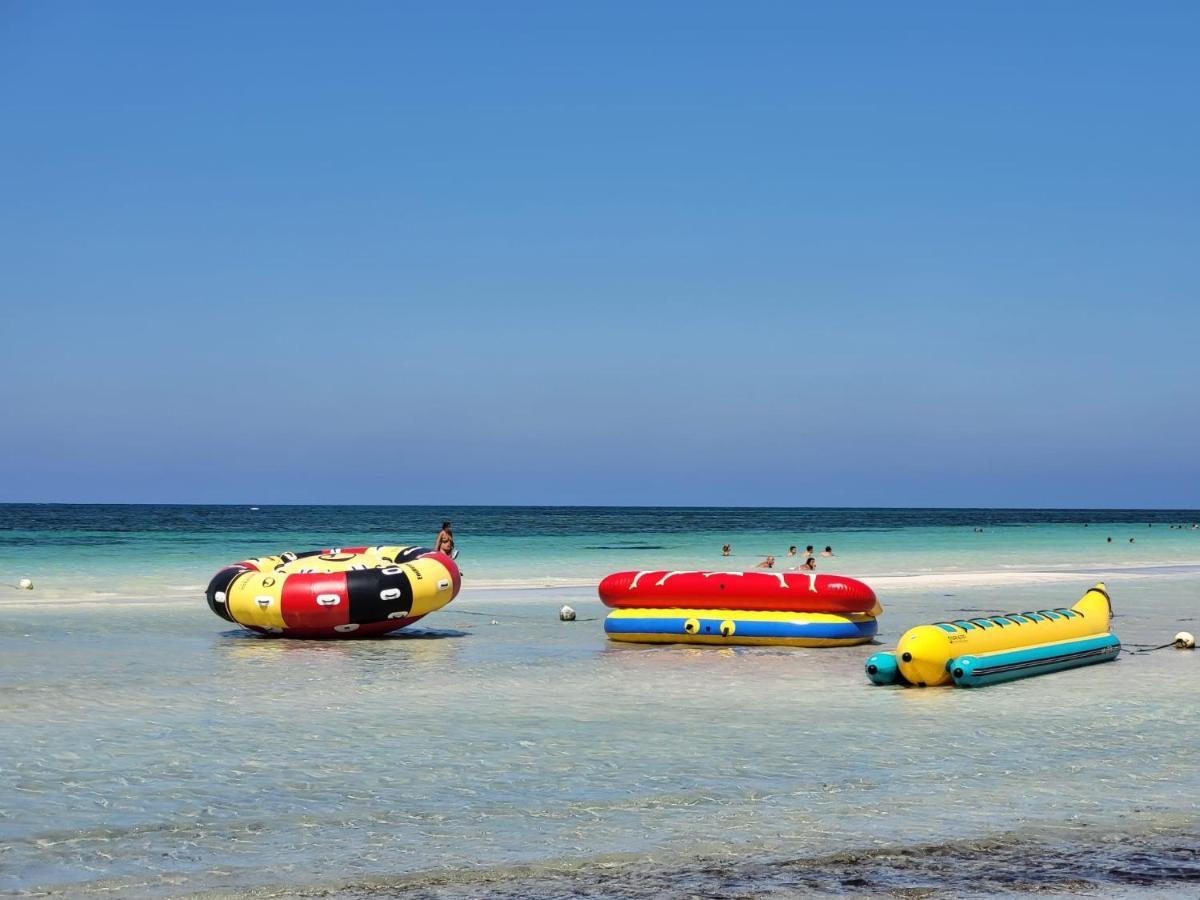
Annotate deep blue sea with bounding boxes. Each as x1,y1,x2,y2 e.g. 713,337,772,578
1,505,1198,897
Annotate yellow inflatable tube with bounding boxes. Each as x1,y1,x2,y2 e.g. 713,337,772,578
895,583,1112,686
206,545,461,638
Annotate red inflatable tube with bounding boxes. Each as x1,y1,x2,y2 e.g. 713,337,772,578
598,569,878,614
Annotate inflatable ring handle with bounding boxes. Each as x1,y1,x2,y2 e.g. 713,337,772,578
684,618,700,635
720,620,736,637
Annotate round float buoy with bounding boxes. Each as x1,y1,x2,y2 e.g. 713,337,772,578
17,577,33,590
1173,631,1196,650
559,605,576,621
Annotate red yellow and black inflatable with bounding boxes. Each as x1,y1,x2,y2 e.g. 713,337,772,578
205,546,461,638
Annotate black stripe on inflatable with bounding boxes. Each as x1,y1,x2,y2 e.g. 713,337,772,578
345,568,415,623
1088,585,1113,617
205,566,243,622
394,546,431,563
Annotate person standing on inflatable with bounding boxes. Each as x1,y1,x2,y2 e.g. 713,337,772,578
436,520,456,558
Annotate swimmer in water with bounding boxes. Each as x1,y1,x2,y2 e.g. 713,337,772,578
821,545,833,557
755,555,776,569
722,544,731,557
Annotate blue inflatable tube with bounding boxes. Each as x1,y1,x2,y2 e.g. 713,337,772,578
949,633,1120,688
865,651,905,685
604,608,877,647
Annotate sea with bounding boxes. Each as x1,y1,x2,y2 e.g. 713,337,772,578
1,504,1198,897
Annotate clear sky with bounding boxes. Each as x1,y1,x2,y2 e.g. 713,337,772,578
2,1,1197,507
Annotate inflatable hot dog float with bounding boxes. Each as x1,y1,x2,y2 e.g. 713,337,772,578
866,582,1118,688
206,545,460,638
600,569,881,647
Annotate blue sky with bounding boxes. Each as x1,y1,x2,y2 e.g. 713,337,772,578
2,1,1197,507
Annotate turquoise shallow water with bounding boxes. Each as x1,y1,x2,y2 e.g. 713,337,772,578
1,506,1198,896
4,504,1200,596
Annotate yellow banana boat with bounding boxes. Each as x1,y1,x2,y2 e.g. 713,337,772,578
891,582,1112,686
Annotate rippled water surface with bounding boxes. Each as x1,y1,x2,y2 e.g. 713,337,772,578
1,506,1198,896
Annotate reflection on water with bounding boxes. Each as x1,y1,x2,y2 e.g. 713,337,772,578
0,576,1198,897
214,628,470,665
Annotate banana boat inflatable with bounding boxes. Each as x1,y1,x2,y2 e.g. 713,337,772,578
606,608,877,647
866,583,1117,687
206,545,460,638
949,633,1120,687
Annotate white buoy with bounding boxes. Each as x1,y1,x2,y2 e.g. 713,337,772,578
1173,631,1195,649
559,605,576,622
17,577,33,590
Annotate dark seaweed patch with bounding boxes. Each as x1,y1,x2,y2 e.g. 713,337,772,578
251,827,1200,898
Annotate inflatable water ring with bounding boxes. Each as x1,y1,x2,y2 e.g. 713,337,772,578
866,582,1116,687
605,608,878,647
599,570,879,615
205,545,461,638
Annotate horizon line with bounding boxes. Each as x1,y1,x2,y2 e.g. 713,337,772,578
2,501,1198,514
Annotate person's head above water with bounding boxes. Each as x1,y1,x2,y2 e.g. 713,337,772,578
442,520,451,530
